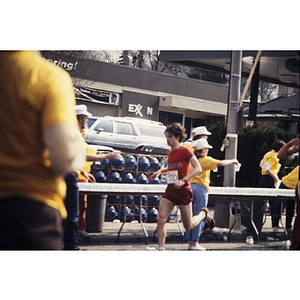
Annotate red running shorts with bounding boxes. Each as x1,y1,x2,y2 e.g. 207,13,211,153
163,184,193,205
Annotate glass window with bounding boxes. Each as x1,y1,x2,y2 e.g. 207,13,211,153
129,123,137,136
87,117,98,128
116,122,131,135
137,124,165,138
94,120,113,133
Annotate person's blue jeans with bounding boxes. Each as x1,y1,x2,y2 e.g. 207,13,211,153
259,174,274,188
63,172,79,249
273,182,295,229
185,183,208,241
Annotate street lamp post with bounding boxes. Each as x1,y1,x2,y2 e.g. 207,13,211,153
223,51,242,187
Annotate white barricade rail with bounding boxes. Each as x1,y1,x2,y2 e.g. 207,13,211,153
78,182,167,195
78,183,295,244
78,182,295,198
209,187,295,198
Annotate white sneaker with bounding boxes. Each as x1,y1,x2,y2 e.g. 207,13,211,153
188,244,206,251
272,227,279,233
78,230,90,238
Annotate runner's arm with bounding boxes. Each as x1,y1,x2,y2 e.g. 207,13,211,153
148,167,168,181
277,138,299,159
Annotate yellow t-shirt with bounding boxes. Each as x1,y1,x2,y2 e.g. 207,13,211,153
186,142,194,152
282,166,299,189
261,150,280,176
0,51,78,218
78,145,98,180
190,156,219,192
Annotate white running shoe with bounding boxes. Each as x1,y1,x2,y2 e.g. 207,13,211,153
188,244,206,251
78,230,90,238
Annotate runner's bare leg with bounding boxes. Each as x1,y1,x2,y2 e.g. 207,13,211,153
179,203,206,230
156,198,175,249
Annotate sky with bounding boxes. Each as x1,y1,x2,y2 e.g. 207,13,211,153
3,2,299,50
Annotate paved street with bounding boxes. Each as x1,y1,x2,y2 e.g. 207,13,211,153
78,213,294,251
78,240,290,251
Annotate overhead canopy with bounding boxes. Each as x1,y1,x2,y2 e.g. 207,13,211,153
159,50,300,88
244,93,300,116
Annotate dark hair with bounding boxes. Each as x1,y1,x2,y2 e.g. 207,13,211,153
192,134,207,141
77,115,87,131
165,123,187,143
272,140,286,152
76,114,86,121
194,149,205,158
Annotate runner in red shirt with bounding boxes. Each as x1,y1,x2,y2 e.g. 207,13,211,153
149,123,215,250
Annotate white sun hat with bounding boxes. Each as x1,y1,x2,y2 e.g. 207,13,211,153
192,126,211,136
73,104,92,117
192,138,213,150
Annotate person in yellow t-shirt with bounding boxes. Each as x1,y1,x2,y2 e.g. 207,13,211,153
258,140,286,232
186,126,211,152
0,51,86,250
273,166,299,232
185,138,239,250
277,138,300,249
259,140,286,188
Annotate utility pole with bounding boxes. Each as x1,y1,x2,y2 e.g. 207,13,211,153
223,51,242,187
248,60,260,123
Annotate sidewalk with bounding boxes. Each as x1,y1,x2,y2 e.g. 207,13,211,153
78,209,294,250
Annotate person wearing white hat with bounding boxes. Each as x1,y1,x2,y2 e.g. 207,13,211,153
73,104,92,117
192,126,212,137
186,126,211,152
185,138,239,250
63,104,94,248
73,105,92,135
193,138,213,150
64,105,121,248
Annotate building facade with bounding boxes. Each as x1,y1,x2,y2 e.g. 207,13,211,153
42,51,229,137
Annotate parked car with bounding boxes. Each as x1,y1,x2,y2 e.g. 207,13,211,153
86,144,115,153
84,116,169,154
